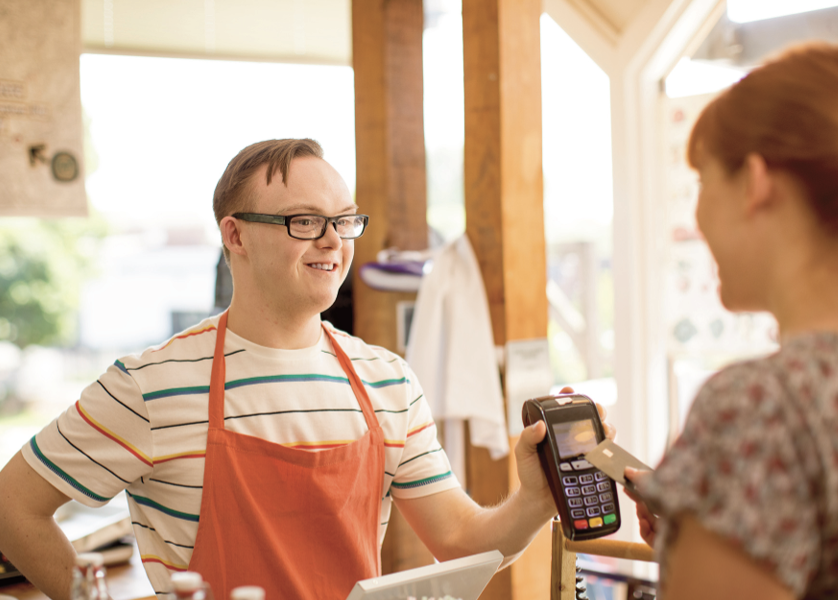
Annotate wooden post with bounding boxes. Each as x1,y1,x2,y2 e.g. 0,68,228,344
551,517,656,600
551,520,578,600
463,0,549,597
351,0,433,575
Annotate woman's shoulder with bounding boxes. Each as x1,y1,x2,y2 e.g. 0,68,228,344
687,353,786,430
695,331,838,417
772,330,838,395
649,331,838,596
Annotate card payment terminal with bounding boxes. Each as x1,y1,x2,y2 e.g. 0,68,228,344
522,394,620,541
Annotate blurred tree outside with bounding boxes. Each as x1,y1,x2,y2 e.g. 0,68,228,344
0,215,108,348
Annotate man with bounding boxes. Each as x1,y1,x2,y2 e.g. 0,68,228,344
0,139,590,600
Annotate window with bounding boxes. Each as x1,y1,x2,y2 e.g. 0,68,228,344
0,55,356,467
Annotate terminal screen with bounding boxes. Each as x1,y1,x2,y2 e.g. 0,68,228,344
552,419,598,459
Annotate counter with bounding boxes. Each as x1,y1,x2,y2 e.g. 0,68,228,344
0,542,155,600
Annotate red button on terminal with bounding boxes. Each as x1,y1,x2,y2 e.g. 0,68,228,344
574,519,589,530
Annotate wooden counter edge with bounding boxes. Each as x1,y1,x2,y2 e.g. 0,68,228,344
0,540,155,600
564,538,656,562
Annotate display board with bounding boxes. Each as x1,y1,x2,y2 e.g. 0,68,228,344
0,0,87,216
661,91,777,360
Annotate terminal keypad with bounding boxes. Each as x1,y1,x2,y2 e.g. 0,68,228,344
561,460,617,531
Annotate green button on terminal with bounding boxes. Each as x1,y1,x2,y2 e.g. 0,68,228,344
603,513,617,525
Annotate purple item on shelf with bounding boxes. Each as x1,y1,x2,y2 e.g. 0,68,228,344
359,261,427,292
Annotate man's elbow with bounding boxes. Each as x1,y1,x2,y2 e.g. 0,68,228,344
0,451,71,526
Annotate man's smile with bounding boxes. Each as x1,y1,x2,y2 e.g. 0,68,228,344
307,262,337,272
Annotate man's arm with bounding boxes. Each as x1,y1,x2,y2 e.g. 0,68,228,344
394,420,556,568
0,451,76,600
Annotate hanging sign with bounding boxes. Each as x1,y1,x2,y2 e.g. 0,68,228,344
0,0,87,216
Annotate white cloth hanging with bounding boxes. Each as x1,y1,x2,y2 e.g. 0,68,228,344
406,235,509,484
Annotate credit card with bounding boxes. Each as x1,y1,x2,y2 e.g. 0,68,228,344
585,439,652,486
586,440,661,516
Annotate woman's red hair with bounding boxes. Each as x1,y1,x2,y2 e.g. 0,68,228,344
687,42,838,231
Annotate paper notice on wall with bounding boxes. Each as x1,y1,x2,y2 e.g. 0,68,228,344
0,0,87,216
505,338,554,436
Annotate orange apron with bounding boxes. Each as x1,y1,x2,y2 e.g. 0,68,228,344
189,311,384,599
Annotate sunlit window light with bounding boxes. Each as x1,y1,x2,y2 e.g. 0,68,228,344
664,57,746,98
727,0,838,23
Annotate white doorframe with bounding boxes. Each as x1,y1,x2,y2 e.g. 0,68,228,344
542,0,725,547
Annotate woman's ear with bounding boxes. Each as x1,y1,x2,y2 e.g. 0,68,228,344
220,216,247,258
743,153,773,214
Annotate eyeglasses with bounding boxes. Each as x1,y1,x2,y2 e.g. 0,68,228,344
232,213,370,240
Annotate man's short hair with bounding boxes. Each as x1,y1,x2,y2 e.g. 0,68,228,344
214,138,324,262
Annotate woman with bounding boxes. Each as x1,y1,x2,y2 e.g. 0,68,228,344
626,43,838,599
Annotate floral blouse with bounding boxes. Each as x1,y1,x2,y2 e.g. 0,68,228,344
640,331,838,598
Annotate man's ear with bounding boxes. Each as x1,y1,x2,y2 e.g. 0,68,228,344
743,153,773,214
220,216,247,258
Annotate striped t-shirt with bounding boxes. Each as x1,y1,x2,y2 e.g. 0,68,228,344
22,315,458,596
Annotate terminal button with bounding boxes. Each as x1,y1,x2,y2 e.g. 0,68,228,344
603,513,617,525
574,519,589,530
589,517,604,528
571,459,593,470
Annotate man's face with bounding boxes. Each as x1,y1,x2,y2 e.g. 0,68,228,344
240,156,356,318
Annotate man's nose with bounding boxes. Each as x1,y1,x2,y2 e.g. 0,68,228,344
317,220,343,247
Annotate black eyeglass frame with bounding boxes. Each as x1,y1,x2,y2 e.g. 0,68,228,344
232,212,370,240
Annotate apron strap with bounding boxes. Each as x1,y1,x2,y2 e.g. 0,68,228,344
208,310,229,429
322,326,380,433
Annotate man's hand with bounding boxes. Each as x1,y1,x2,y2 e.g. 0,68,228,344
598,402,616,441
514,387,617,521
624,467,657,547
396,388,620,568
512,419,556,522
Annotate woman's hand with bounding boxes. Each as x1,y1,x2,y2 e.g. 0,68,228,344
625,467,657,547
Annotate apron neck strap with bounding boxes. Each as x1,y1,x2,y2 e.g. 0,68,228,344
322,326,379,432
208,310,229,429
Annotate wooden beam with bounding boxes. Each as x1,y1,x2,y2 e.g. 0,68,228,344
463,0,550,598
351,0,432,575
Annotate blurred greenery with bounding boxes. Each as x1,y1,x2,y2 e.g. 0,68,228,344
0,214,109,349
